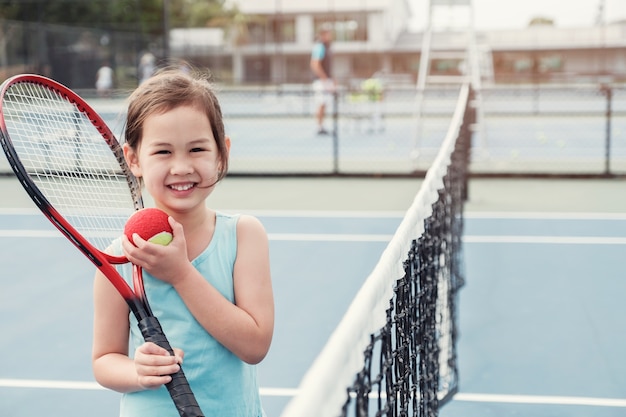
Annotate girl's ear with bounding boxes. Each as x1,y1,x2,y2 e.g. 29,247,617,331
218,136,231,177
223,136,231,171
123,143,142,177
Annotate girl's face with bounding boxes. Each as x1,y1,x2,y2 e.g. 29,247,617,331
124,105,229,215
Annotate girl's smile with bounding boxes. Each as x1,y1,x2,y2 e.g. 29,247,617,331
168,183,196,192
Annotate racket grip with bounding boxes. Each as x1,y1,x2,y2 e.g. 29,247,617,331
138,316,205,417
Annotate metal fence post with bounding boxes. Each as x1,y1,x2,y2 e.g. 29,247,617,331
332,90,339,174
601,84,612,176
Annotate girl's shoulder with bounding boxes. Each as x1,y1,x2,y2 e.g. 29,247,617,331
236,214,266,232
216,212,267,241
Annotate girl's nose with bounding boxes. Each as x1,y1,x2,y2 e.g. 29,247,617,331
169,154,193,175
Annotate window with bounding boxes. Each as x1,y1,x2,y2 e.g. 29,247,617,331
247,22,267,44
351,54,382,79
247,16,295,44
273,17,295,43
431,59,463,75
539,55,563,72
314,14,367,42
285,55,310,83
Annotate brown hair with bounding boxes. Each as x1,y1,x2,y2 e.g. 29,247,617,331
125,66,229,182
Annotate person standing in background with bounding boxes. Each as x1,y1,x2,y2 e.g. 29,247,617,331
96,61,114,98
362,75,385,133
310,24,334,136
138,52,156,85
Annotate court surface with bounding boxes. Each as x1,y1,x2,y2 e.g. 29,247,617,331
1,176,625,417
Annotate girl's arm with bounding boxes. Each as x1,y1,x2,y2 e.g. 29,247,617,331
175,215,274,364
123,214,274,364
92,270,181,392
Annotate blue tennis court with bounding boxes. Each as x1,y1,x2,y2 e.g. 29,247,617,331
1,178,625,417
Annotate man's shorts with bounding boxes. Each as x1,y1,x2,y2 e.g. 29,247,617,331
312,79,334,108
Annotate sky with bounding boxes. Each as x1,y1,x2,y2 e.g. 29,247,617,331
410,0,626,30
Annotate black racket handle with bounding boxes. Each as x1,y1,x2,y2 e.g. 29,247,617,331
138,316,205,417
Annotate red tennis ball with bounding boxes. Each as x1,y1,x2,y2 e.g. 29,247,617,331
124,208,173,246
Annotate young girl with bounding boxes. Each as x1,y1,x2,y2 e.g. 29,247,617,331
92,67,274,417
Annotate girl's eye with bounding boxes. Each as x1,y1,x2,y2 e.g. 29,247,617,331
191,147,206,153
155,149,171,155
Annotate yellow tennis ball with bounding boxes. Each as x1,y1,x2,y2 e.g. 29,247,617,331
148,231,173,246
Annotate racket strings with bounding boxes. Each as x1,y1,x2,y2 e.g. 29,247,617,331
2,81,138,251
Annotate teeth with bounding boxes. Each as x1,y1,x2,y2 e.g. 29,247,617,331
170,183,194,191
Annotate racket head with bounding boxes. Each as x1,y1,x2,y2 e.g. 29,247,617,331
0,74,144,298
0,74,142,253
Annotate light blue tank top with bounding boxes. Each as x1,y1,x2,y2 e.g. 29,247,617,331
113,212,263,417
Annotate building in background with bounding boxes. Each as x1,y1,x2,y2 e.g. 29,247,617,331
172,0,414,85
0,0,623,88
169,0,626,86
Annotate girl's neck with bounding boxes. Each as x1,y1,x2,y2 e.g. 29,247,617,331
160,205,216,260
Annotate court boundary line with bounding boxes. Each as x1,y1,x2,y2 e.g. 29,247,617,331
454,392,626,408
3,208,626,220
464,235,626,245
466,212,626,220
269,233,392,242
0,230,395,242
2,229,626,245
1,379,625,408
0,378,299,398
0,208,406,218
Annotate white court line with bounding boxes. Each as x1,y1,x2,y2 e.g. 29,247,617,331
466,212,626,220
0,230,394,242
0,230,395,242
1,379,624,407
0,208,406,218
463,235,626,245
454,392,626,408
4,208,626,220
0,378,102,391
230,209,406,218
260,387,299,397
0,378,297,397
0,208,41,215
0,230,60,238
268,233,393,242
2,230,626,245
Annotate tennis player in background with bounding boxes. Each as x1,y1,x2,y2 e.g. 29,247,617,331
92,67,274,417
310,24,335,135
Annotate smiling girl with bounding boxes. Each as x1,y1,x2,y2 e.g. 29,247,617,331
92,67,274,417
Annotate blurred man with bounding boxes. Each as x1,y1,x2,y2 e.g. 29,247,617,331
95,61,113,98
310,25,334,135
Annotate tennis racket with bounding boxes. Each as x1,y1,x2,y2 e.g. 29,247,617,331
0,74,204,417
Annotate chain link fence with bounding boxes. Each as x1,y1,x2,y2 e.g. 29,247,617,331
1,84,625,177
0,18,148,90
472,85,626,176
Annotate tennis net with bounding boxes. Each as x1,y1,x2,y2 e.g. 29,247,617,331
281,83,474,417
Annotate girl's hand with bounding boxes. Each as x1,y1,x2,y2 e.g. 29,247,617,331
122,217,193,286
134,342,184,390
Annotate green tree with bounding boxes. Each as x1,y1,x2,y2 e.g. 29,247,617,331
0,0,230,34
0,0,245,81
170,0,226,28
207,3,264,46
